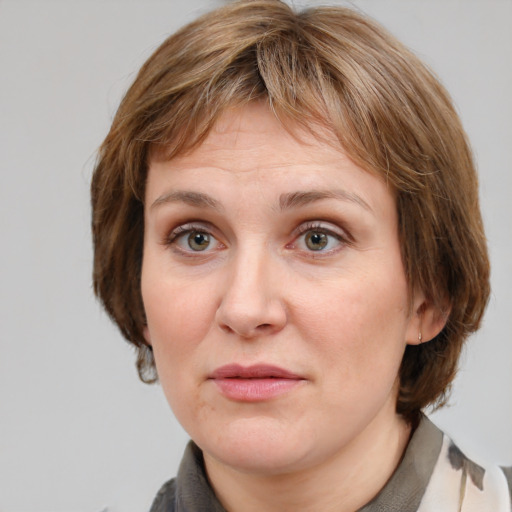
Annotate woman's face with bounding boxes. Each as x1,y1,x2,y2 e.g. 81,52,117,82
141,103,421,475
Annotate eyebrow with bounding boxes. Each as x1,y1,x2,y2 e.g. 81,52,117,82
150,191,223,211
150,188,372,214
278,189,373,213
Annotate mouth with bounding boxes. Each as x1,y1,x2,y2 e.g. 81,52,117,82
208,364,306,402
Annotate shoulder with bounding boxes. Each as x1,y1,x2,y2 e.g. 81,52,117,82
149,478,176,512
418,420,512,511
502,466,512,500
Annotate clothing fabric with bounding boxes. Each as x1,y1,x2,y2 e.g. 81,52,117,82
150,416,512,511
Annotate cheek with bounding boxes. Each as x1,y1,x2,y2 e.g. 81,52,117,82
297,282,408,432
293,270,409,382
142,276,218,424
141,267,218,372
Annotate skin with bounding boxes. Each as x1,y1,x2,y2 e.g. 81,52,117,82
141,102,443,512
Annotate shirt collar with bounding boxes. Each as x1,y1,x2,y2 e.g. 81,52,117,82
174,414,443,512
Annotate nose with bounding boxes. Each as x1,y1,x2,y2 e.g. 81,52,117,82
215,248,287,339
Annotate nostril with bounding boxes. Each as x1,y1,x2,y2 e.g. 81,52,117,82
219,323,234,334
215,295,287,338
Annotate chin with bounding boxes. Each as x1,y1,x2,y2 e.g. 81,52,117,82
197,417,315,475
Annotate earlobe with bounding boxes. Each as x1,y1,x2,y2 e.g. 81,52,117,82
407,295,451,346
143,326,152,346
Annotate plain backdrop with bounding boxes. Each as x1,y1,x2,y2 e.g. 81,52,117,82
0,1,511,511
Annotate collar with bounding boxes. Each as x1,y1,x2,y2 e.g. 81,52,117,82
172,414,443,512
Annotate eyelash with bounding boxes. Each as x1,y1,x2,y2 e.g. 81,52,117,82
163,221,350,257
164,222,222,256
290,221,349,255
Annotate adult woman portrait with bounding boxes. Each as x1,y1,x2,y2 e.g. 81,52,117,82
91,0,511,510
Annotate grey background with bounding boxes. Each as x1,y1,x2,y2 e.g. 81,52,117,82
0,1,510,510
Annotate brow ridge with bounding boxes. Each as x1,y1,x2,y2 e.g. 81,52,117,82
278,189,372,212
150,188,372,213
151,191,223,211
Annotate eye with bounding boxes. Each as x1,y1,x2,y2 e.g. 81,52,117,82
304,231,329,251
292,223,347,254
166,224,223,254
187,231,211,251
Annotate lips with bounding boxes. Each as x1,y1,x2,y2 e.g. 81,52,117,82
210,363,302,380
209,364,305,402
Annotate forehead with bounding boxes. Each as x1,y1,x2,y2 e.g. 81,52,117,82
145,102,394,212
151,102,354,173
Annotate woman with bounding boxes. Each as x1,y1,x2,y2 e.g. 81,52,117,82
91,1,511,510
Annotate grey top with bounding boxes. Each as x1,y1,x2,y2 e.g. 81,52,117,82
150,416,512,511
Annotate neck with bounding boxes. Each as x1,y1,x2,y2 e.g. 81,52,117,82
204,407,412,512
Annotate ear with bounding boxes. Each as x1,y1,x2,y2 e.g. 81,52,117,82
406,290,450,345
143,326,152,346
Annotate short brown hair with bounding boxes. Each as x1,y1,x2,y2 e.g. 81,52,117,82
91,0,490,422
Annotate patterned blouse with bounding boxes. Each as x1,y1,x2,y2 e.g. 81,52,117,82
150,416,512,511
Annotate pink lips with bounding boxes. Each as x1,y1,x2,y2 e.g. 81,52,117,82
209,364,305,402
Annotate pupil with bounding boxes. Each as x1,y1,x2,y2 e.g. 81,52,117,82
188,232,210,251
306,231,327,250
